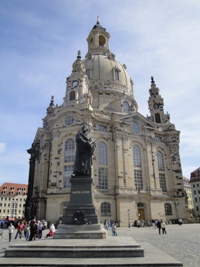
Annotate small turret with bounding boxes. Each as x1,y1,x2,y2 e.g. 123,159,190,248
148,77,171,125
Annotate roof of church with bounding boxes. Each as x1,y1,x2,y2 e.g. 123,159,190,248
0,182,28,196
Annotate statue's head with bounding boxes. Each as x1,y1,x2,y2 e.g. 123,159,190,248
82,125,88,133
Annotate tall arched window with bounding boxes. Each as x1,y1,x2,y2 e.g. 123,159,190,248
98,142,108,189
69,91,75,101
165,203,172,215
122,101,130,113
98,142,107,165
86,69,91,79
133,145,141,167
114,69,119,80
132,145,143,190
157,152,164,171
64,165,73,188
157,151,167,192
101,202,111,216
65,138,75,162
98,168,108,189
99,35,106,47
155,113,161,123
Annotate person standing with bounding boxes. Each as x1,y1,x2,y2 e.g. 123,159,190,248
112,223,117,236
157,220,161,234
161,220,167,234
8,222,14,242
37,221,43,239
29,217,36,241
26,222,30,241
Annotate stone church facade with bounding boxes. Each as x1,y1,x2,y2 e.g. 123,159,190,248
25,20,188,226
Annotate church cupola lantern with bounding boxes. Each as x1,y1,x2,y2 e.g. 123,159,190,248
86,17,111,57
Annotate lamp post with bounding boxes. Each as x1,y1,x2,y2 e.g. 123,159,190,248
127,209,130,228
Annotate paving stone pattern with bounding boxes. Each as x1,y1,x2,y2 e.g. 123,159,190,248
109,223,200,267
0,223,199,267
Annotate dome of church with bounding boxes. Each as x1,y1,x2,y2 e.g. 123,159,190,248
83,55,133,97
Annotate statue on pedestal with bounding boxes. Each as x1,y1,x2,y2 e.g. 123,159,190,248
73,125,96,176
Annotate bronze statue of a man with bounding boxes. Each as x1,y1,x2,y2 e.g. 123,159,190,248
73,125,96,176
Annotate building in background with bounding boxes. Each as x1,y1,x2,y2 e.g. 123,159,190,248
0,182,28,220
189,167,200,221
25,19,188,226
183,177,195,222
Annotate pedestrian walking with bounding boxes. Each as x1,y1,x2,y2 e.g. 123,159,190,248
29,217,36,241
111,223,117,236
156,220,161,234
23,221,28,238
37,221,43,239
26,222,30,241
14,221,24,239
8,222,14,242
161,220,167,234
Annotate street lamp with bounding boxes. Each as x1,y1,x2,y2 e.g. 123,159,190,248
127,209,130,228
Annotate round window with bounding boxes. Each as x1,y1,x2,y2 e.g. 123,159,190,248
65,115,75,126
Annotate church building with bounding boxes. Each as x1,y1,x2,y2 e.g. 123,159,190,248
25,19,188,226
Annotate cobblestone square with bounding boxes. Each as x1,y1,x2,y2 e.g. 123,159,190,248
109,223,200,267
0,223,199,267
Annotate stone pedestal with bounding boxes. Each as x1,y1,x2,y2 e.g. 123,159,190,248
62,175,98,224
53,224,107,239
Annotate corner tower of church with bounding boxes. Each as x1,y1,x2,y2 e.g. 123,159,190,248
25,19,188,225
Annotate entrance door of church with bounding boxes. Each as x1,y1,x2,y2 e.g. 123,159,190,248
138,208,145,220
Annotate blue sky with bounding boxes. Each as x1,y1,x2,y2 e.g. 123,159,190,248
0,0,200,185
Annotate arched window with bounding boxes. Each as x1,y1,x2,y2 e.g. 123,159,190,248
122,101,130,113
98,168,108,189
157,152,164,171
69,91,75,101
98,142,107,165
64,165,73,188
132,145,143,191
65,138,75,162
99,35,106,47
114,69,119,80
157,151,167,192
165,203,172,215
133,145,141,167
101,202,111,216
155,113,161,123
98,142,108,189
86,69,91,79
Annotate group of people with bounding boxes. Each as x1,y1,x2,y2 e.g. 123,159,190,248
104,220,118,236
155,220,167,234
8,218,52,242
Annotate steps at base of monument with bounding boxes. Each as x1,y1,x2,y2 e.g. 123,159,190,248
1,242,183,267
5,247,144,258
5,237,144,258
